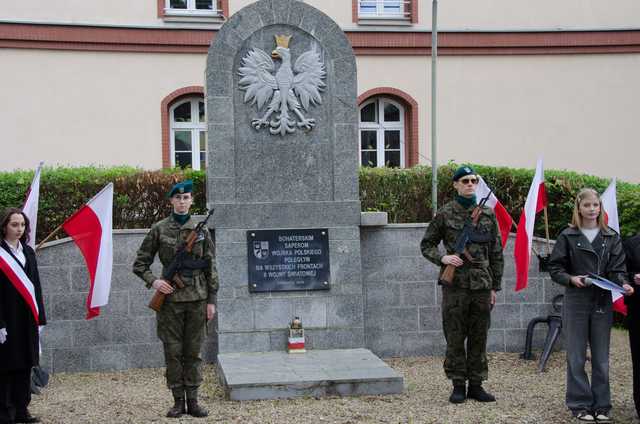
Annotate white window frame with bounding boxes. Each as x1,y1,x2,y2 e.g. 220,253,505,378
358,0,408,19
164,0,219,16
170,97,207,170
359,97,405,168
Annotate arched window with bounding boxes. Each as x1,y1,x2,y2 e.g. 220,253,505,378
170,97,207,170
359,97,405,168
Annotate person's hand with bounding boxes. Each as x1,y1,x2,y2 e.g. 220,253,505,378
207,304,216,321
490,290,497,308
634,273,640,284
570,275,587,288
623,284,635,296
442,255,463,267
0,328,7,344
152,279,174,294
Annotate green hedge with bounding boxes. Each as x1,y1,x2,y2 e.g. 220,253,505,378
1,165,638,243
0,167,207,243
360,164,640,238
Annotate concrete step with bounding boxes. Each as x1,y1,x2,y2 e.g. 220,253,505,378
217,348,404,401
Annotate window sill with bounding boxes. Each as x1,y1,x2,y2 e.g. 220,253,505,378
357,17,412,26
162,10,225,24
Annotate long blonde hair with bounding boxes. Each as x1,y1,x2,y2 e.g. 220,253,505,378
571,188,607,230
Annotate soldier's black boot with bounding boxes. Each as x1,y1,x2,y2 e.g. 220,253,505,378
166,397,186,418
449,381,466,404
186,399,209,418
467,384,496,402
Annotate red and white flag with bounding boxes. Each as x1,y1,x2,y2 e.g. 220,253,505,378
602,178,619,234
22,161,43,249
62,183,113,320
477,177,513,249
601,178,627,315
514,158,548,291
0,248,40,324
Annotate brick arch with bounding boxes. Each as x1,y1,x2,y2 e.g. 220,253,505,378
357,87,419,167
161,86,204,168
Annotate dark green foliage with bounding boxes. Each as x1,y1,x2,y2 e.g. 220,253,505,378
1,165,638,244
0,167,207,243
360,164,640,238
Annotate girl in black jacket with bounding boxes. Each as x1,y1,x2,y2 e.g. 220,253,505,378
0,208,46,424
548,188,633,423
623,233,640,421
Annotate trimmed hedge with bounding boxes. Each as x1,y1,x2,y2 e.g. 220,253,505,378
0,167,207,243
1,165,638,243
360,164,640,238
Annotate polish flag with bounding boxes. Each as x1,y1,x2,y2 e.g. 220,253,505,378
601,178,627,315
477,177,513,249
22,161,44,249
62,183,113,319
514,158,548,291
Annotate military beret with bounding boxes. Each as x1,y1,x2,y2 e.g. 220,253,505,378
452,166,476,181
167,180,193,197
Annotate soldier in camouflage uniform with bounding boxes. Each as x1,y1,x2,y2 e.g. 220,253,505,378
133,180,217,419
420,166,504,404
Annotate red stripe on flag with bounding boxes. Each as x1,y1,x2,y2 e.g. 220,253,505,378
493,201,512,249
288,342,305,349
536,182,548,213
0,257,39,324
514,212,530,291
613,297,627,316
63,206,102,319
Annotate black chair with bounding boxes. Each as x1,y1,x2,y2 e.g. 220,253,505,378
521,294,563,373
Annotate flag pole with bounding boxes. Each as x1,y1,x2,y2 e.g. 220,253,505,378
543,206,551,255
430,0,438,217
35,223,64,252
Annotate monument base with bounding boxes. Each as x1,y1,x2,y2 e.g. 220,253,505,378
217,348,403,401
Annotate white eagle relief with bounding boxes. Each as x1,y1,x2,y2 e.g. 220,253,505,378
238,35,326,136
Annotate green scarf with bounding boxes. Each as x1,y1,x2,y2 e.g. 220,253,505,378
455,194,477,209
172,213,190,226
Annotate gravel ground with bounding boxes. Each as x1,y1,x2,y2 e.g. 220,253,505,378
31,329,638,424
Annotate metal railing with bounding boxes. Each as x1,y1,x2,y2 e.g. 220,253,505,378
358,0,412,19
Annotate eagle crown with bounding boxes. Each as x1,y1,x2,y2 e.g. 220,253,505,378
274,34,292,48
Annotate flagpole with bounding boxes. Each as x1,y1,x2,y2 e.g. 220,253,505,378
430,0,438,217
543,206,551,255
35,223,64,251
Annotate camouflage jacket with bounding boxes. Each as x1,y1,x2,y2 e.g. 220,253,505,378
420,200,504,291
132,215,218,303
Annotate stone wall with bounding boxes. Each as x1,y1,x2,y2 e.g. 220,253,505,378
36,224,560,373
361,224,563,358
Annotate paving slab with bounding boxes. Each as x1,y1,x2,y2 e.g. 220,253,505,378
217,348,404,400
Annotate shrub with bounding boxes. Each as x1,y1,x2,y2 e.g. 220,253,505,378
1,164,638,243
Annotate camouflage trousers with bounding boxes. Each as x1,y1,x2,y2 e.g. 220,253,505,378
441,287,491,384
157,299,207,398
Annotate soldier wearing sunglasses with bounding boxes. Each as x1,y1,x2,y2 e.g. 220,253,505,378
421,166,504,404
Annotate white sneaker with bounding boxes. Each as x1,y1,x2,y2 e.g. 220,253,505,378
593,411,612,423
575,411,595,422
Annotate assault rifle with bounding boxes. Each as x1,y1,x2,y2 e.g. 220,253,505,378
148,209,215,312
439,191,494,286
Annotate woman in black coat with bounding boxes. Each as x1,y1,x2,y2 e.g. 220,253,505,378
548,188,633,423
623,233,640,421
0,208,46,424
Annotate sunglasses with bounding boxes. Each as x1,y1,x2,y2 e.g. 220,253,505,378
459,177,478,185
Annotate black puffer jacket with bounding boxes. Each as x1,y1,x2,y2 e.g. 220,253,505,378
548,226,627,294
623,233,640,312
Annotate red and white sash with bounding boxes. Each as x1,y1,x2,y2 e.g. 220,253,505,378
0,247,39,324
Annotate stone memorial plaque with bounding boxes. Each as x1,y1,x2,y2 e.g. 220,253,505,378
247,229,330,292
